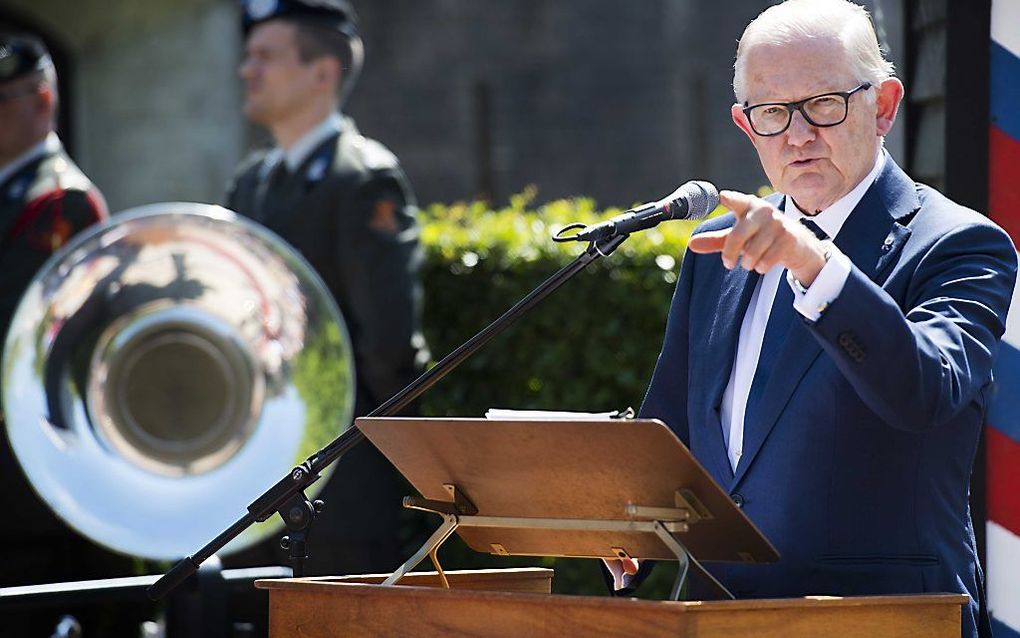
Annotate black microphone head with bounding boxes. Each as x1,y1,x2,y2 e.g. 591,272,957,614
658,181,718,221
674,180,719,220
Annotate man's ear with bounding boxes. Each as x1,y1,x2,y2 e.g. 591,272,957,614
315,56,341,90
35,83,56,116
732,103,756,142
875,77,904,137
36,84,54,108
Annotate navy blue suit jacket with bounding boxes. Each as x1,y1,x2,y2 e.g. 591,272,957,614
640,158,1017,636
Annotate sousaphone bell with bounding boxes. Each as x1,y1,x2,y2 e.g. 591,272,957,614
1,203,355,560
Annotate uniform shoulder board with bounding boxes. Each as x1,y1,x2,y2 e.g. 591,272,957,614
347,134,398,171
27,153,91,198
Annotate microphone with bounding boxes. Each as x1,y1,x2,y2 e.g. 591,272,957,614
566,181,719,242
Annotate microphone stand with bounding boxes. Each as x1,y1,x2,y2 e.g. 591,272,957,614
148,231,629,600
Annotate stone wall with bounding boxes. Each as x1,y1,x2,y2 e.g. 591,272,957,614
1,0,905,211
1,0,244,212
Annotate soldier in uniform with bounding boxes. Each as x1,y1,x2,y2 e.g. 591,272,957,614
0,33,133,634
0,35,108,343
225,0,429,575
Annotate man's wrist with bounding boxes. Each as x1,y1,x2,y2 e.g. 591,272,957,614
788,244,851,321
790,241,833,291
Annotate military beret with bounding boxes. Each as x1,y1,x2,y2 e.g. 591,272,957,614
0,35,52,84
241,0,359,38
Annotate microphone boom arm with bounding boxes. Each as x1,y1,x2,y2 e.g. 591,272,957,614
147,231,630,601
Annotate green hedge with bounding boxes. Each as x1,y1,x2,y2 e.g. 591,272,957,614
410,189,715,597
419,188,706,417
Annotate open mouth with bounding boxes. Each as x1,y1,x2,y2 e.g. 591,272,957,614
790,158,819,168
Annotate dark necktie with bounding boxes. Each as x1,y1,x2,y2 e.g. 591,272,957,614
743,216,829,430
744,274,794,427
800,216,829,240
255,160,291,222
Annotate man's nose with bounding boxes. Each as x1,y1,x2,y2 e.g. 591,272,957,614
239,58,255,80
785,109,816,146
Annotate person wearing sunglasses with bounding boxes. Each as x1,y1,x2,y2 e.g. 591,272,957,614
629,2,1014,636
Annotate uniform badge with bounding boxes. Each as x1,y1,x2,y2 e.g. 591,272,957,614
6,175,28,201
306,155,329,183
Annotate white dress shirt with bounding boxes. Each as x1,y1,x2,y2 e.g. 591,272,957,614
0,132,60,186
720,150,887,472
258,112,345,180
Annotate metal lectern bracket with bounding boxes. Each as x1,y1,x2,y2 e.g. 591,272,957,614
402,484,478,517
382,512,459,587
384,485,478,587
675,489,713,523
386,484,735,601
625,489,733,602
444,483,479,515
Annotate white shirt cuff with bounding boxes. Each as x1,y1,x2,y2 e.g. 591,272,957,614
786,245,851,321
602,558,637,590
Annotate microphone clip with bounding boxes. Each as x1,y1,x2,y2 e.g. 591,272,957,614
552,222,609,243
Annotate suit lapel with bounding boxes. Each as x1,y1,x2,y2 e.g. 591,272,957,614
733,297,823,487
730,157,918,489
831,158,917,282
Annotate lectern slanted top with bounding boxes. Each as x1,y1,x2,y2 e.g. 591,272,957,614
356,417,778,565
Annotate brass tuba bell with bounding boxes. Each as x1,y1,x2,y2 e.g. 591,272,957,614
1,203,355,560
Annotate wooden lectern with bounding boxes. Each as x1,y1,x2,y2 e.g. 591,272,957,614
357,417,778,599
255,418,968,636
256,571,966,637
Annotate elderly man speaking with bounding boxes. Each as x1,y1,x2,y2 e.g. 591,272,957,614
634,1,1015,636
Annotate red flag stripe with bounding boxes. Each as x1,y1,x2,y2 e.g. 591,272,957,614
987,426,1020,537
989,125,1020,247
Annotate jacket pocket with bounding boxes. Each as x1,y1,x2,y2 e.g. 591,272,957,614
806,556,939,597
818,553,940,567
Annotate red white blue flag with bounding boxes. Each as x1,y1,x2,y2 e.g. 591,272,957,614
987,1,1020,635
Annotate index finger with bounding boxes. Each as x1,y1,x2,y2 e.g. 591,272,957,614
719,190,757,219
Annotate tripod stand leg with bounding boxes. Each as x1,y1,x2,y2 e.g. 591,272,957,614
382,514,458,586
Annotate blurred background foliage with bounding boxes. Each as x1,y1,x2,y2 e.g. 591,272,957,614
418,187,710,417
396,190,718,598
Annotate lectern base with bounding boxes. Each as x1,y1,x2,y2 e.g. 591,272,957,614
255,569,966,638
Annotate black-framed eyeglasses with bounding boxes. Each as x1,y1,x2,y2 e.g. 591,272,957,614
742,82,872,137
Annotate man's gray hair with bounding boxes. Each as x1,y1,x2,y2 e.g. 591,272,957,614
733,0,895,103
